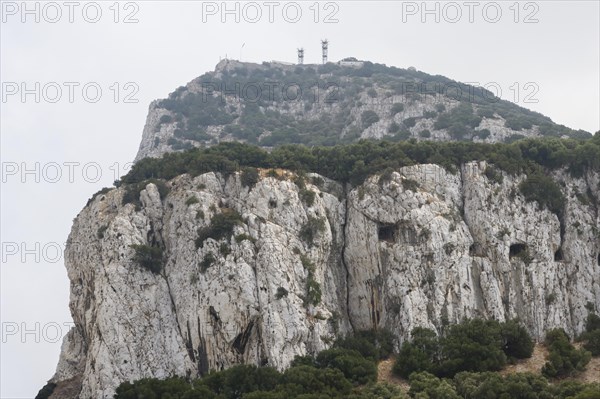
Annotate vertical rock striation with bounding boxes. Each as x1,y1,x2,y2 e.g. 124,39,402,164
49,164,599,398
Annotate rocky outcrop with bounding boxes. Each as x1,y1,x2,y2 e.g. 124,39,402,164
49,163,599,398
133,60,574,162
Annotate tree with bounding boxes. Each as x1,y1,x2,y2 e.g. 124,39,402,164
393,327,439,378
542,328,591,378
316,348,378,385
408,372,460,399
438,319,506,377
500,319,534,359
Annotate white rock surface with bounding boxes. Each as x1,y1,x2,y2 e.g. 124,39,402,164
50,164,599,398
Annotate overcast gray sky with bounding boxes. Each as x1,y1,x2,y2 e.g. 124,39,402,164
1,1,599,397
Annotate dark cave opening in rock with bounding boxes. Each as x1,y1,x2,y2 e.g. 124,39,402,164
509,243,527,258
598,253,600,266
554,248,564,262
378,224,396,242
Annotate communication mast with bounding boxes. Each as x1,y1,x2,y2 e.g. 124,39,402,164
321,39,328,64
297,48,304,65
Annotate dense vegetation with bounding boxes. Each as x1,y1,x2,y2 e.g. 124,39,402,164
112,320,600,399
581,312,600,356
155,61,590,149
392,319,534,378
116,135,600,217
542,329,591,378
409,371,600,399
124,135,600,186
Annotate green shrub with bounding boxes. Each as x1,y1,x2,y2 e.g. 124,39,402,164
542,328,591,378
408,372,460,399
439,319,507,376
388,122,400,133
581,313,600,356
196,210,243,248
346,382,406,399
361,110,380,128
378,168,395,187
336,329,395,361
484,165,504,184
434,103,481,140
583,330,600,356
500,319,534,359
115,377,197,399
235,233,255,244
311,176,325,188
401,178,419,192
519,173,565,215
200,364,281,399
186,196,199,206
219,243,231,256
300,189,316,206
477,128,491,139
453,372,556,399
305,274,322,306
316,348,377,385
299,216,326,245
280,365,352,397
86,186,112,206
200,252,216,273
241,167,260,188
299,254,315,272
393,319,534,379
403,117,417,128
391,103,404,116
130,244,163,274
393,327,439,378
419,129,431,138
586,313,600,332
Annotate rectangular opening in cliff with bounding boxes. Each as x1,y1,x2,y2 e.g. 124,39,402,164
509,243,527,258
378,224,396,242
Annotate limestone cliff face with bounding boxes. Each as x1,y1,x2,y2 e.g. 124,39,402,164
49,162,599,398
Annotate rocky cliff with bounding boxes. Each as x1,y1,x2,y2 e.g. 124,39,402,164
48,161,600,398
134,60,589,162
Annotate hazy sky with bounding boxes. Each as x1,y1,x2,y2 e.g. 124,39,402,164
1,1,598,397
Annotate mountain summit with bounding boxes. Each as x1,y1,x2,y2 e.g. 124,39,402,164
135,59,590,161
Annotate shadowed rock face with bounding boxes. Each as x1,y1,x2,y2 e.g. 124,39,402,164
48,162,599,398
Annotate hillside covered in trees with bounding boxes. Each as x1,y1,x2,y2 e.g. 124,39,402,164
135,60,592,161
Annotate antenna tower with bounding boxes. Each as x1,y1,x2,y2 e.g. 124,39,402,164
321,39,328,64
